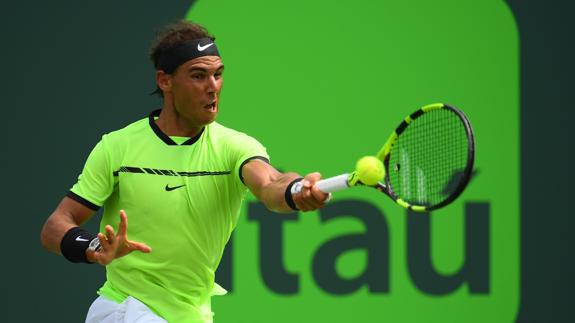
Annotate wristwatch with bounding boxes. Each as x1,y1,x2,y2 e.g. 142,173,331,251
88,237,102,252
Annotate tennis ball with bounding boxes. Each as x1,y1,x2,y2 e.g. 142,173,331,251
355,156,385,185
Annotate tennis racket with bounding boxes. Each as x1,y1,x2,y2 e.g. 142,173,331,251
291,103,475,212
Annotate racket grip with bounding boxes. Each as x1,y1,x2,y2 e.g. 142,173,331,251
290,174,350,194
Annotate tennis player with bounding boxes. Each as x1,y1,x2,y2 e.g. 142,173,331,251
40,20,329,323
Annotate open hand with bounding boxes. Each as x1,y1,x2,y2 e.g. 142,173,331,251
87,210,152,265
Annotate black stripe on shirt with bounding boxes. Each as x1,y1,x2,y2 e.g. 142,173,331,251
239,156,271,185
66,191,101,211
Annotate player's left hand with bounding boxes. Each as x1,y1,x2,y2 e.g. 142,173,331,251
292,172,331,211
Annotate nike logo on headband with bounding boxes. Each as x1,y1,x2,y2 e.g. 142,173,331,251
197,42,214,51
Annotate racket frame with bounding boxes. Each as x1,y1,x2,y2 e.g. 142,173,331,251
374,103,475,212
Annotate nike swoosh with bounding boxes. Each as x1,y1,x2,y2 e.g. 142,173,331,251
165,184,186,191
76,237,89,242
197,42,214,51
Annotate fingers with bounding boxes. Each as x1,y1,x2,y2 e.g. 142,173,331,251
293,179,312,211
294,193,315,211
127,240,152,253
310,184,329,202
294,173,328,211
100,211,128,251
118,210,128,237
305,172,330,203
91,210,151,265
97,224,119,260
98,231,111,251
303,172,322,186
302,180,323,209
105,225,116,244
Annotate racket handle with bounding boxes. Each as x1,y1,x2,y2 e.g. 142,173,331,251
290,174,350,194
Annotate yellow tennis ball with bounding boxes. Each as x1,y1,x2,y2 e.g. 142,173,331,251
355,156,385,185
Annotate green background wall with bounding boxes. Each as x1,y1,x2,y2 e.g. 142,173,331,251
189,1,517,322
1,0,572,322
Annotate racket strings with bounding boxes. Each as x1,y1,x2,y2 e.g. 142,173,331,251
388,109,469,207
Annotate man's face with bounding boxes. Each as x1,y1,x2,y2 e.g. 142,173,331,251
167,55,224,127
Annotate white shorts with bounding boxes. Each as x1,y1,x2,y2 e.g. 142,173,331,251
85,295,167,323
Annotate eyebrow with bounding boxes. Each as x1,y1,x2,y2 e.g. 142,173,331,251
188,65,225,73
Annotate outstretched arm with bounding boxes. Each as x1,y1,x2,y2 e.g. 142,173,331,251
242,159,329,213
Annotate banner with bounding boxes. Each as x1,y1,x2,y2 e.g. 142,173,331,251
186,0,520,322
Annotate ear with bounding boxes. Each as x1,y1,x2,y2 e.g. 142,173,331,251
156,70,172,93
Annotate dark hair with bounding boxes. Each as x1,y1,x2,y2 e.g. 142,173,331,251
150,20,215,70
149,20,215,96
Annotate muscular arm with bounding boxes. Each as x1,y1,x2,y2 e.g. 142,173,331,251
40,196,96,254
41,197,151,265
242,159,328,213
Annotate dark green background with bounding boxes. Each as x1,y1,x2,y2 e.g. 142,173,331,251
1,1,572,322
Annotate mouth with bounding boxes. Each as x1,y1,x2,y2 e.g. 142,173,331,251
204,101,217,113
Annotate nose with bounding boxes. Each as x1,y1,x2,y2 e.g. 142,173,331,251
206,75,218,94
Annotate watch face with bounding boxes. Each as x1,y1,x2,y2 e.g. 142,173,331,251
88,238,101,252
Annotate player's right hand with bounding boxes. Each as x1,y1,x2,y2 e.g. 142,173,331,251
293,172,330,211
86,210,152,266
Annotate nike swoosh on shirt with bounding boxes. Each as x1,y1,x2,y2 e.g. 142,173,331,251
197,42,214,51
76,237,89,242
165,184,186,191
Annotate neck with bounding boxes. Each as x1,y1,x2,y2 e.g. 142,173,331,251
155,103,204,138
